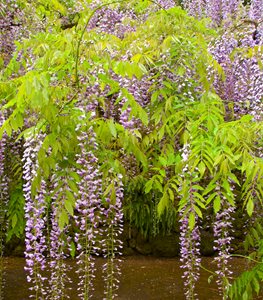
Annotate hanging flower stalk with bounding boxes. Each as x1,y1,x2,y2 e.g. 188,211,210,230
49,170,72,300
179,210,201,300
183,0,241,26
75,127,102,299
207,0,263,121
23,134,47,299
179,143,201,300
101,173,124,300
0,112,8,300
182,0,206,19
213,181,235,299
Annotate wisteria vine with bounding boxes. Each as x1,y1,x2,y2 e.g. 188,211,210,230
0,1,262,300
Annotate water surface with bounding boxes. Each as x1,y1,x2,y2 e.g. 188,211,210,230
3,256,259,299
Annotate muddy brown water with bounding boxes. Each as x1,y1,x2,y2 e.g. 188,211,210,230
2,256,261,299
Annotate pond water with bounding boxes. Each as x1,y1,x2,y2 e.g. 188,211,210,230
2,256,260,299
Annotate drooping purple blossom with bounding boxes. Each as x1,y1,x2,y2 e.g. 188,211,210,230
249,0,263,21
101,173,124,300
213,182,235,298
116,72,152,130
179,210,201,300
183,0,206,19
179,143,201,300
0,112,8,299
221,0,241,25
75,127,102,299
156,0,176,10
183,0,241,25
209,29,263,120
49,171,72,300
22,134,47,299
88,2,136,38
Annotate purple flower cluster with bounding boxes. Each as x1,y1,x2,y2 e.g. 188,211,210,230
209,30,263,120
117,73,151,130
213,182,235,297
179,210,201,300
183,0,206,19
49,173,72,300
179,143,201,300
183,0,241,25
156,0,176,10
0,112,8,299
249,0,263,21
209,33,238,102
49,207,71,300
88,3,136,39
0,112,8,217
75,127,102,299
207,1,263,121
101,173,124,300
22,134,47,299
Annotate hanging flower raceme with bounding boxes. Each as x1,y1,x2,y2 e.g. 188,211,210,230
101,173,124,300
183,0,241,26
49,171,72,300
75,127,102,299
156,0,176,9
249,0,263,21
220,0,241,26
209,26,263,120
0,113,8,205
88,1,136,38
213,181,235,299
179,210,201,300
179,143,201,300
0,112,8,299
22,134,47,299
182,0,206,19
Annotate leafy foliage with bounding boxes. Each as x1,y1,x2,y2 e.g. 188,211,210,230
0,0,262,299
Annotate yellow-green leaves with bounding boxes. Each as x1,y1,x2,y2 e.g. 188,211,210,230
112,61,145,79
108,119,117,138
198,161,206,178
246,198,254,217
58,209,69,230
188,211,196,231
213,196,221,214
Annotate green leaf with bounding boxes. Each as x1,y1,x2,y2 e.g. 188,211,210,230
108,120,117,138
193,205,203,218
157,193,169,216
198,161,206,177
105,182,114,196
242,291,249,300
213,196,221,213
70,241,76,258
12,214,18,228
68,180,78,194
188,211,195,231
159,156,167,167
65,200,74,216
246,198,254,217
155,180,163,193
252,277,260,294
167,188,174,201
208,275,214,284
66,190,75,204
206,192,217,204
159,169,166,177
58,209,69,230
